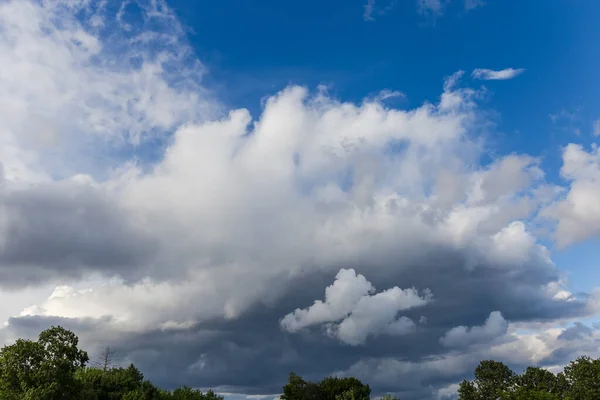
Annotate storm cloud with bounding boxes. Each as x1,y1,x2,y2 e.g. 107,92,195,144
1,1,600,400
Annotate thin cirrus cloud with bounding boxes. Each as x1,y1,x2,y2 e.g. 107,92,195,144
593,119,600,136
363,0,397,21
416,0,484,18
471,68,526,80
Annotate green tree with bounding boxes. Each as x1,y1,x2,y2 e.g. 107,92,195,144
458,380,478,400
280,373,322,400
0,325,231,400
281,373,370,400
0,326,88,399
458,360,515,400
459,361,574,400
0,338,45,396
515,367,568,396
320,376,370,400
563,356,600,399
171,387,224,400
76,363,146,399
37,326,89,399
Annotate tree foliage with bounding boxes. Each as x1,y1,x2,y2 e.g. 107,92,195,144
0,326,223,400
280,373,371,400
459,356,600,400
0,326,89,399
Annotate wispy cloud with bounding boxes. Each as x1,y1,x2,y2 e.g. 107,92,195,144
593,120,600,137
471,68,525,80
549,108,582,136
416,0,485,20
464,0,485,11
363,0,396,21
417,0,444,17
374,89,405,101
363,0,376,21
550,108,578,125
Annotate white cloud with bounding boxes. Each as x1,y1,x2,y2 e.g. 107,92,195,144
340,319,600,398
280,269,431,345
1,61,563,337
437,383,460,399
280,269,375,332
471,68,525,80
542,144,600,247
0,0,218,181
374,89,405,101
440,311,508,348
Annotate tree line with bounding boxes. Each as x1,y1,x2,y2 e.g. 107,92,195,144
0,326,222,399
1,326,599,399
457,358,600,399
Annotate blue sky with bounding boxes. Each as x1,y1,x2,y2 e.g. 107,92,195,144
2,1,600,399
169,0,600,155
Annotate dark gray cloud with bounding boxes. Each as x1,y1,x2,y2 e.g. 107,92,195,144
2,258,593,400
0,181,156,287
558,322,593,341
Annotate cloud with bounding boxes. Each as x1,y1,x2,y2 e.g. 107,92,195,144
0,0,218,182
0,1,599,399
364,0,376,21
593,120,600,137
363,0,396,22
280,269,431,345
550,109,579,125
548,108,582,137
416,0,485,19
0,179,155,288
464,0,485,11
440,311,508,348
417,0,444,17
374,89,405,101
471,68,525,80
339,319,600,399
437,383,460,399
541,144,600,247
558,322,593,341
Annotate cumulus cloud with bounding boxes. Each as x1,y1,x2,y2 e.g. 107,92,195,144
440,311,508,348
558,322,593,341
339,319,600,399
280,269,431,345
0,1,599,399
542,144,600,247
0,179,155,287
471,68,525,80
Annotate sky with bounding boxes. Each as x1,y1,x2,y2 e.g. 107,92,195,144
1,0,600,399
